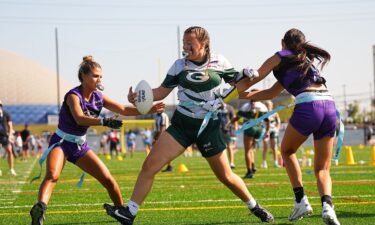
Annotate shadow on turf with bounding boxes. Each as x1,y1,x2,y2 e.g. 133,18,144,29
53,220,116,225
186,220,290,225
336,210,375,219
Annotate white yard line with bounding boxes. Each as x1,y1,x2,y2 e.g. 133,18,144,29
0,194,374,209
0,158,38,205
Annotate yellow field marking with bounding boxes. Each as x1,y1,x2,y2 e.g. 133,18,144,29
1,201,375,216
14,179,375,196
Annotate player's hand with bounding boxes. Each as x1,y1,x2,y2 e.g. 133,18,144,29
148,102,165,114
101,117,123,129
127,87,137,105
243,68,259,80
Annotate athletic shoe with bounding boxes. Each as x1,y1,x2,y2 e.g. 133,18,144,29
274,161,281,168
261,161,268,169
230,163,236,169
288,195,313,221
252,163,257,173
103,203,135,225
250,203,274,222
243,171,254,179
322,202,340,225
161,165,173,172
30,202,46,225
10,168,16,176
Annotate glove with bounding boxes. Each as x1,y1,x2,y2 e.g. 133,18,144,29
101,117,123,129
243,67,259,80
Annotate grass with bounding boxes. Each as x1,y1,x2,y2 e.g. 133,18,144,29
0,145,374,224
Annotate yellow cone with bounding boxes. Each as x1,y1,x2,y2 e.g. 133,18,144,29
371,147,375,166
358,144,365,150
346,146,355,165
178,163,189,172
117,155,123,161
106,155,112,160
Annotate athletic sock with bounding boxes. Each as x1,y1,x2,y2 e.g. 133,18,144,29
321,195,333,207
245,197,257,209
127,200,139,216
293,187,305,203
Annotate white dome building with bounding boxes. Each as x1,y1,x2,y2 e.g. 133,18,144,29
0,49,71,124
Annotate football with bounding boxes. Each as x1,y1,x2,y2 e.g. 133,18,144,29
134,80,154,115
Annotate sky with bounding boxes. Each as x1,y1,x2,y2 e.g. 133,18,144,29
1,0,375,113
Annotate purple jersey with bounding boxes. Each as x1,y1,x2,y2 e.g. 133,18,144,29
273,50,323,96
58,86,103,136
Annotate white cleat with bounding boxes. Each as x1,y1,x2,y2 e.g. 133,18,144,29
261,161,268,169
322,202,340,225
10,169,17,176
288,195,313,221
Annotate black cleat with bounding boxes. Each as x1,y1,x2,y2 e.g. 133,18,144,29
250,203,274,223
243,171,254,179
104,203,135,225
30,202,46,225
161,165,173,172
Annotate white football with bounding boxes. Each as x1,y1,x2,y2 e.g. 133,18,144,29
134,80,154,115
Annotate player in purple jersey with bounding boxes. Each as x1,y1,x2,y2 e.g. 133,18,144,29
236,28,340,225
30,56,165,225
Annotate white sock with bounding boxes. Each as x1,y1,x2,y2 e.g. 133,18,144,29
127,200,139,216
245,197,257,209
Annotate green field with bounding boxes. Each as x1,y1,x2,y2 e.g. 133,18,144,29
1,145,375,225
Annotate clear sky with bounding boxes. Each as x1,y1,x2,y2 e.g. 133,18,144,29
1,0,374,112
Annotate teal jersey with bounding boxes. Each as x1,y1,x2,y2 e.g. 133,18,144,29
162,54,238,119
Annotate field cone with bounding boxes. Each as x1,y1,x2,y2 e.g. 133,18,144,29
117,155,123,161
346,146,355,165
371,147,375,166
178,163,189,172
106,154,112,160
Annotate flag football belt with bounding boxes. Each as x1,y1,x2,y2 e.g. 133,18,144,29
31,128,87,187
235,92,344,161
180,98,224,137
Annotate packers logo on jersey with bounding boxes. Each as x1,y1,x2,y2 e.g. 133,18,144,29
186,71,209,83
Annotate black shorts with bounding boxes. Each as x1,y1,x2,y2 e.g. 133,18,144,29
0,136,9,146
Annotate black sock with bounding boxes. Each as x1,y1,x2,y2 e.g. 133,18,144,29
293,187,305,203
321,195,332,207
247,168,252,174
35,201,47,211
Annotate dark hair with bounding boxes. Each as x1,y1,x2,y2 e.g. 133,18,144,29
184,26,211,61
78,55,101,82
283,28,330,75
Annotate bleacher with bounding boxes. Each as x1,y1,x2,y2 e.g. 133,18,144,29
3,104,58,124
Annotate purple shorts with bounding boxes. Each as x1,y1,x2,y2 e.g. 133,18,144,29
49,133,90,163
289,100,336,140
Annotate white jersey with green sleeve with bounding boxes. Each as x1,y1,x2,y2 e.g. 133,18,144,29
162,53,238,119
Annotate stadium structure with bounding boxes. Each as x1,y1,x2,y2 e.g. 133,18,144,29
0,49,71,124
